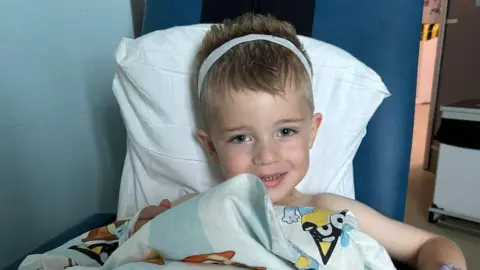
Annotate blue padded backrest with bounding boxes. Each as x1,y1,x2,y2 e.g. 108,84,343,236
141,0,423,221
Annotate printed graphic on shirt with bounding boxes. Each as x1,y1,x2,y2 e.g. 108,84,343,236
282,207,353,266
291,244,320,270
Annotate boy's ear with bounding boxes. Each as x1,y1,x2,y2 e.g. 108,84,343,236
196,129,219,162
309,113,322,149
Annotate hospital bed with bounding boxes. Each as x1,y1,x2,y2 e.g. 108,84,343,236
6,1,422,269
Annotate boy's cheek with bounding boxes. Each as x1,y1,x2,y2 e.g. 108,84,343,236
221,154,251,177
283,142,311,166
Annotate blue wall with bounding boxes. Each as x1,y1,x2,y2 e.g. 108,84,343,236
141,0,422,222
312,1,422,221
0,1,132,267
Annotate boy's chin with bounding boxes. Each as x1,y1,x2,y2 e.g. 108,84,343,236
267,189,293,206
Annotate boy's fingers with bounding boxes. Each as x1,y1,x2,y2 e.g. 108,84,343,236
159,199,171,208
133,200,172,233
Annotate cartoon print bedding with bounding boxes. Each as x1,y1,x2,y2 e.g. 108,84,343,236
19,174,396,270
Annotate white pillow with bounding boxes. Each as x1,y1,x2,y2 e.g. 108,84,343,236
113,24,390,218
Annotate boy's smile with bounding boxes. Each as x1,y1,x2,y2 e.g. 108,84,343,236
197,87,321,204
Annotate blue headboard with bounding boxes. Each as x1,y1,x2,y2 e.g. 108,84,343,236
141,0,423,221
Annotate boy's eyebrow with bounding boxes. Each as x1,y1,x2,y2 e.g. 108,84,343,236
275,117,306,125
223,124,250,132
223,117,306,132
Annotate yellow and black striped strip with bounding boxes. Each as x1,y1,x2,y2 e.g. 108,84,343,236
421,23,440,41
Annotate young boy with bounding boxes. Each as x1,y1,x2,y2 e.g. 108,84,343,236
135,13,467,270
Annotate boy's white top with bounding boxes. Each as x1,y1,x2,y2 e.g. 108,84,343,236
112,24,390,218
197,33,313,94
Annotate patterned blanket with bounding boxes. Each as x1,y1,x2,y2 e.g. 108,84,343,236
19,174,395,270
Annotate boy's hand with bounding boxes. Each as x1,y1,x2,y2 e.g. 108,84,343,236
133,199,171,233
132,193,197,234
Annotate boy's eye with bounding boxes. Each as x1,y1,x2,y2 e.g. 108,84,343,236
278,128,296,137
230,135,251,143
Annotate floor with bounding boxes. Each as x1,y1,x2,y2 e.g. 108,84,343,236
405,104,480,268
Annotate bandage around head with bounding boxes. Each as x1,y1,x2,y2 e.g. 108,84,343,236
197,34,313,96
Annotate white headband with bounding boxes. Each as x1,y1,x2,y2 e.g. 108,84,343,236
197,34,312,95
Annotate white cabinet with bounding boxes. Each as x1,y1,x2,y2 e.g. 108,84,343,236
429,99,480,224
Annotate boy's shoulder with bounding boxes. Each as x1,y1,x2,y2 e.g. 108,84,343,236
288,191,358,212
311,192,358,212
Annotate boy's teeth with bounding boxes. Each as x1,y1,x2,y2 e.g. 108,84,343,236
262,174,281,181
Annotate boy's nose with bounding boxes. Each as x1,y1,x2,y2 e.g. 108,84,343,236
253,140,280,166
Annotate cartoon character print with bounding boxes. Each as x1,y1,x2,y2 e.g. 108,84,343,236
182,251,266,269
282,207,356,266
81,219,129,242
36,258,77,270
68,218,131,266
64,258,78,269
291,244,319,270
69,243,118,265
143,249,165,265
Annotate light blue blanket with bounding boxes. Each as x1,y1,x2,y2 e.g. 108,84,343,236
20,174,395,270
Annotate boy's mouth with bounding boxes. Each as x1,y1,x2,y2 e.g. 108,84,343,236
260,173,283,181
259,172,287,188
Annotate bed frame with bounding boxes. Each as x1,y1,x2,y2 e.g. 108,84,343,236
6,1,422,269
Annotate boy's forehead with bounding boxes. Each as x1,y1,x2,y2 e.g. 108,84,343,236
213,89,311,127
219,86,305,106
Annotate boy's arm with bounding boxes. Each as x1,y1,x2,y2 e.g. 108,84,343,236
314,193,467,270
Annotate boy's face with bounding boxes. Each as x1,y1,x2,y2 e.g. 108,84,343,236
198,88,322,204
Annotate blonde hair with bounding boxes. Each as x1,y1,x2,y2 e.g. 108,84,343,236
196,13,314,130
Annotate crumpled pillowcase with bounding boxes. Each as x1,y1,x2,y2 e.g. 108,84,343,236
112,24,391,218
